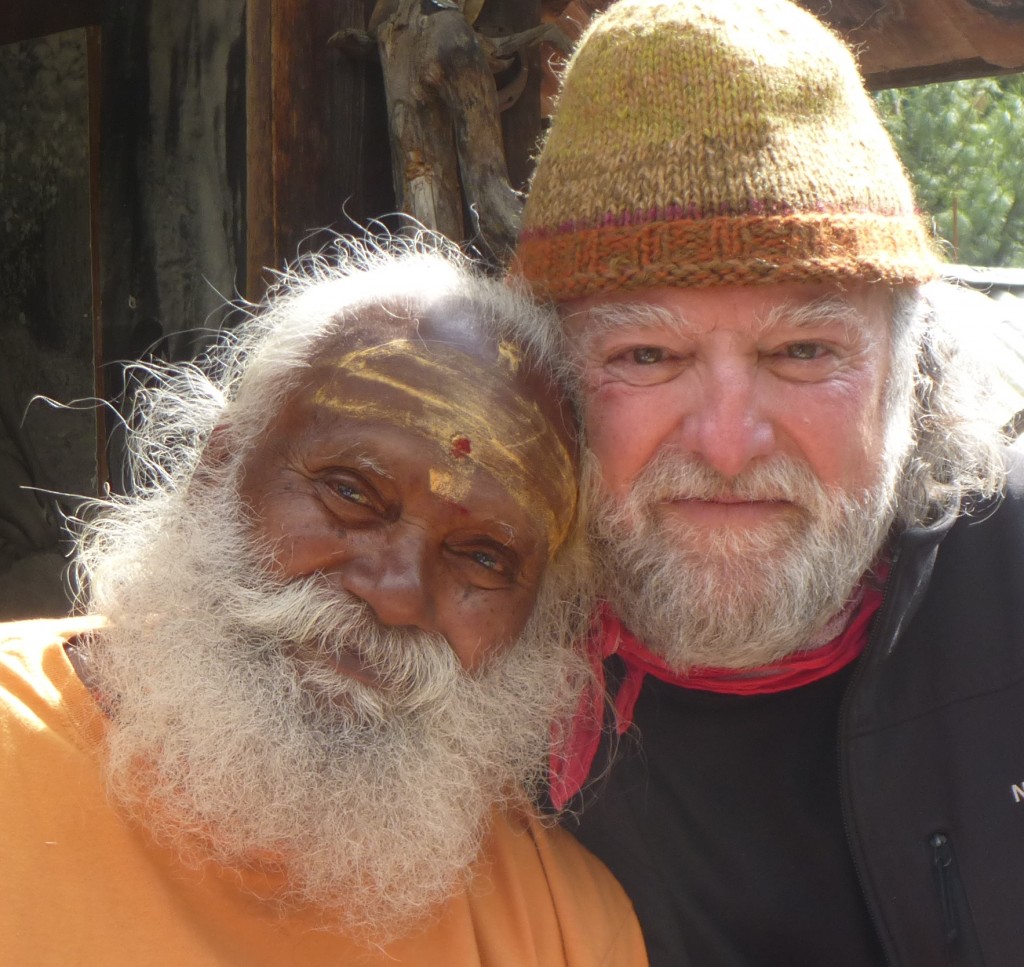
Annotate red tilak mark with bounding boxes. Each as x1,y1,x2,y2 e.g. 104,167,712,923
451,436,472,458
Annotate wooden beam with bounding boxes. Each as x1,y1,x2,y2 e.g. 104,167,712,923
374,0,522,260
803,0,1024,78
865,56,1024,90
376,0,465,244
477,0,542,195
799,0,889,29
245,0,276,300
0,0,101,45
246,0,392,298
538,0,1024,91
86,25,107,491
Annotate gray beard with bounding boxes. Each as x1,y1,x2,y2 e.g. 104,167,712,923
81,480,587,942
587,451,897,672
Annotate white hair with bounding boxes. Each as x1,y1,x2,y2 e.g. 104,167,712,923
66,234,594,940
890,284,1009,527
95,232,571,514
560,282,1011,531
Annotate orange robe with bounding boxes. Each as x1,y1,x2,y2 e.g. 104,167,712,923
0,618,647,967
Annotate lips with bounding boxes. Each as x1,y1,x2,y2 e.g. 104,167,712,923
657,496,797,527
661,488,794,503
322,648,385,689
287,640,385,690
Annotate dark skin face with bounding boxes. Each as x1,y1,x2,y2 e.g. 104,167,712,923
235,307,578,674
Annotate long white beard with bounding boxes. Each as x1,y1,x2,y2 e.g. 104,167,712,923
588,450,898,672
81,481,587,942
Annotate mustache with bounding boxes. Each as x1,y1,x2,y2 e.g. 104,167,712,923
223,574,463,713
622,450,830,508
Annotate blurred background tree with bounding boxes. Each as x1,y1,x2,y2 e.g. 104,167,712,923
875,76,1024,267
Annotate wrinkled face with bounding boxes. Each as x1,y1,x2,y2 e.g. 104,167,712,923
237,309,578,673
563,281,902,668
566,281,894,529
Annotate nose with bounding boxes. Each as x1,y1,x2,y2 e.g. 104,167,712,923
679,361,775,479
336,530,438,633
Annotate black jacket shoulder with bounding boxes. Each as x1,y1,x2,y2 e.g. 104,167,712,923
842,449,1024,966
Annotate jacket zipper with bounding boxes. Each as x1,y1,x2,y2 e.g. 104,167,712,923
839,529,983,967
928,831,985,964
838,546,901,967
930,832,960,947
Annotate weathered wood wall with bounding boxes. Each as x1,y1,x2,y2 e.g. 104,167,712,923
0,30,97,617
246,0,392,297
98,0,393,487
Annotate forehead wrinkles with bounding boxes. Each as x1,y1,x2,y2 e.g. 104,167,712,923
312,338,577,550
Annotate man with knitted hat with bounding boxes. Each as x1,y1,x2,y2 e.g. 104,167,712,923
517,0,1024,964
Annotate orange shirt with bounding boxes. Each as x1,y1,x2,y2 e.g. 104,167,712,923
0,618,647,967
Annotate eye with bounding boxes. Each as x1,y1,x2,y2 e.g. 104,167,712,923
630,346,668,365
766,339,841,382
601,343,686,387
333,481,371,505
470,549,502,571
784,342,828,361
319,472,387,521
448,539,519,589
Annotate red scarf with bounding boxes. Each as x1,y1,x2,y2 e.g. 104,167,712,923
549,582,884,810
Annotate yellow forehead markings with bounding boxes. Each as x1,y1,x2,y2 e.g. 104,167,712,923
497,340,522,373
315,339,577,551
429,468,473,503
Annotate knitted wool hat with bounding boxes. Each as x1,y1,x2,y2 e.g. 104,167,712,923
514,0,940,302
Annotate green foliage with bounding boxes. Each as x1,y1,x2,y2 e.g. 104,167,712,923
874,76,1024,267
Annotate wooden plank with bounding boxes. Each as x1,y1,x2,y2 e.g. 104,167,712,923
537,0,1024,90
936,0,1024,68
0,0,101,45
477,0,542,194
87,25,107,490
376,0,465,243
799,0,889,29
806,0,1024,77
98,0,248,487
260,0,392,284
866,57,1024,90
245,0,276,299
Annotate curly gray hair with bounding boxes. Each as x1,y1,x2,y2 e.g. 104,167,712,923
99,232,570,498
73,233,585,610
891,283,1009,529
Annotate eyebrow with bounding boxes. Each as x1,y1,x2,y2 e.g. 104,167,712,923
355,453,394,478
314,439,395,479
566,301,681,355
568,294,875,351
758,295,874,338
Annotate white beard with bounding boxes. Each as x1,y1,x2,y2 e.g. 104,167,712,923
81,480,587,942
587,450,898,672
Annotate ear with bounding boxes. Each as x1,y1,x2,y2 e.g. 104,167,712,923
190,424,234,490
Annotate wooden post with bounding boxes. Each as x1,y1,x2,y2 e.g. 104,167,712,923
375,0,522,261
246,0,393,300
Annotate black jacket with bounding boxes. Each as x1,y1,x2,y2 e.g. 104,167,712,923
567,453,1024,966
842,452,1024,965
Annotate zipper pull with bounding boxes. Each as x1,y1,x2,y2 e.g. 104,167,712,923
930,832,959,946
